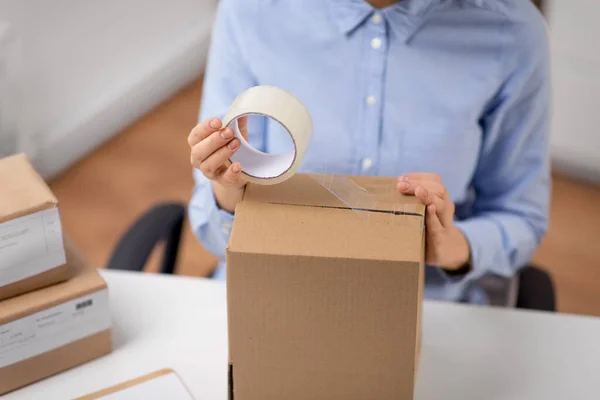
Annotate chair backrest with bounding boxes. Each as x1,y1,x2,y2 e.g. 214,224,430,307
478,275,520,308
106,202,186,274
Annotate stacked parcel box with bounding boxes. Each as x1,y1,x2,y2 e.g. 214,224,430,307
0,153,112,395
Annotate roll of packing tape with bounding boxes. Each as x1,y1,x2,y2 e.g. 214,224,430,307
221,86,313,185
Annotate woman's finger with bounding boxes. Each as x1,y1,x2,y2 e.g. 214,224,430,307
398,179,454,227
198,138,240,178
188,118,222,147
399,172,442,183
426,204,444,234
414,186,445,207
425,204,445,265
397,179,447,199
191,128,236,165
414,185,454,228
218,162,244,186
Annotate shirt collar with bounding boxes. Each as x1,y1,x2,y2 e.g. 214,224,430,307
327,0,439,42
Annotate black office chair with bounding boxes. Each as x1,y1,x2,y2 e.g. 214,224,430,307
515,266,556,311
106,202,556,312
106,202,186,275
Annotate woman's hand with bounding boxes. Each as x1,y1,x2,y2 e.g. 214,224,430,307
397,173,471,271
188,117,249,213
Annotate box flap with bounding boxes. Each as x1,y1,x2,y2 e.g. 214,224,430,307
230,202,423,262
0,239,106,324
243,173,425,215
231,174,425,262
0,153,58,223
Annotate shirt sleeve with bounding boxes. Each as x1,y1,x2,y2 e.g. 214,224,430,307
446,16,552,283
188,0,266,266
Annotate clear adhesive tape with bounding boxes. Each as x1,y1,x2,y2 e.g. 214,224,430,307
221,85,313,186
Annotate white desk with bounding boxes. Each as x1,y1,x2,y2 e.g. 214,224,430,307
5,270,600,400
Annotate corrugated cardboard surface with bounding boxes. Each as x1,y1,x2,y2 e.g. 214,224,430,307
0,263,70,302
0,330,112,395
230,201,423,261
0,153,58,223
0,240,111,394
227,173,425,400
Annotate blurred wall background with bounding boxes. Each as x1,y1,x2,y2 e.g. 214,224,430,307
546,0,600,183
0,0,218,177
1,0,598,184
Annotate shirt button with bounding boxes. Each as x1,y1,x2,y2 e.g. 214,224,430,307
222,222,232,235
366,95,376,105
371,37,382,49
371,14,382,24
361,158,373,171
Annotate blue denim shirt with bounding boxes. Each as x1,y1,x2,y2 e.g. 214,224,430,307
189,0,551,304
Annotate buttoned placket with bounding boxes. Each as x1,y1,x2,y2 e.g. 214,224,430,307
358,11,387,175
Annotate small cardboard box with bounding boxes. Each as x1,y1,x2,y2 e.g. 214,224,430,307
0,240,112,395
0,153,69,301
76,369,195,400
227,173,425,400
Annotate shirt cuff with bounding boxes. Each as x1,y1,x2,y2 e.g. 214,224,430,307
213,190,235,236
437,217,504,284
217,207,234,236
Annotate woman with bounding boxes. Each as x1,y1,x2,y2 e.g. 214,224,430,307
187,0,551,304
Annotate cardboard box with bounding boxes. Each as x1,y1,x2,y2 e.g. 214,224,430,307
0,153,68,301
0,240,112,395
76,369,195,400
226,173,425,400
